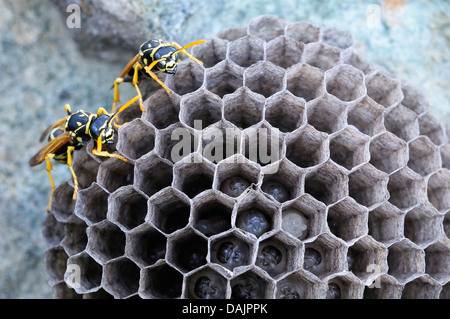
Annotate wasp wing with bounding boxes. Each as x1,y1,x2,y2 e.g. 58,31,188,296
116,53,141,80
29,131,72,166
39,116,69,142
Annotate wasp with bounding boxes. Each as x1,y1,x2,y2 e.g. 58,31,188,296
112,39,206,112
29,95,140,212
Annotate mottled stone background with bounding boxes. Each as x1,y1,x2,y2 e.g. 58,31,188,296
0,0,448,298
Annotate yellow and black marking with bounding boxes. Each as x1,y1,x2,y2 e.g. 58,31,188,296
29,95,140,212
112,38,206,112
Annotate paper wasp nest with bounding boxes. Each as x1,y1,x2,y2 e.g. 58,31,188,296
43,15,450,299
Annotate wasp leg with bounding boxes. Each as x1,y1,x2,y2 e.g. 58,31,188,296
97,107,111,117
171,42,204,65
44,153,56,213
143,59,172,95
131,63,147,112
92,136,128,162
64,104,72,115
66,146,79,201
112,77,125,113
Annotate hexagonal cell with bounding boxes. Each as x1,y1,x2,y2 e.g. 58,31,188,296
180,89,222,129
440,282,450,299
440,143,450,170
321,25,353,50
74,182,109,225
401,275,441,299
346,236,388,283
230,268,273,299
126,224,166,267
348,163,389,209
52,282,81,299
387,167,426,210
214,155,261,198
344,52,373,75
265,90,306,133
223,86,264,129
363,274,403,299
184,265,229,299
165,59,204,95
247,14,285,42
244,61,285,98
418,112,448,146
192,191,233,237
255,232,300,278
134,153,173,197
116,118,155,160
347,96,384,136
71,150,100,190
108,185,147,231
67,251,102,294
42,213,65,247
235,190,279,237
103,257,140,298
275,270,322,299
282,194,327,240
156,123,197,163
286,63,325,102
205,59,244,98
96,158,134,193
61,220,88,256
201,122,241,164
50,182,76,223
210,230,255,271
306,95,347,134
242,122,284,167
365,71,403,108
369,131,408,174
303,42,341,72
427,169,450,213
387,239,425,283
325,65,366,103
173,153,214,199
45,246,69,286
368,202,405,245
404,203,443,247
304,161,348,205
384,104,420,142
191,37,228,68
302,233,347,279
261,159,303,203
142,89,181,129
285,124,328,168
140,262,183,298
228,35,264,67
216,27,247,42
329,126,370,171
327,197,368,242
425,239,450,283
168,229,207,273
400,81,430,115
285,21,320,44
86,220,125,264
325,274,365,299
266,35,304,69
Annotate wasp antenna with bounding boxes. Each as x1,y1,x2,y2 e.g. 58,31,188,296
173,39,207,55
108,95,140,125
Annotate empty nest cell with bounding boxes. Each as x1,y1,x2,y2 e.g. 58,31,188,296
223,87,264,129
365,71,403,108
244,61,285,98
265,91,305,133
286,63,325,102
126,224,167,267
306,96,347,134
205,59,244,98
285,125,328,168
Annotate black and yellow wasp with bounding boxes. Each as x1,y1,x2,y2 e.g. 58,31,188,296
112,39,206,112
29,95,139,212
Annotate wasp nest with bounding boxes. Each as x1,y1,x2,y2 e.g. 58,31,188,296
43,15,450,299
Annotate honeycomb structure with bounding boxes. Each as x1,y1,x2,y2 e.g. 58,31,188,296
43,15,450,299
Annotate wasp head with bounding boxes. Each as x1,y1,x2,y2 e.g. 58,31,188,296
157,53,179,74
90,114,115,145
